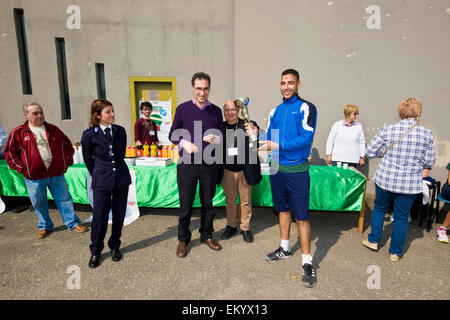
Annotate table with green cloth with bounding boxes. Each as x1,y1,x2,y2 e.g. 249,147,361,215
0,159,368,233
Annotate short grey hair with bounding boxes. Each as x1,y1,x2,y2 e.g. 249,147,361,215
23,102,42,114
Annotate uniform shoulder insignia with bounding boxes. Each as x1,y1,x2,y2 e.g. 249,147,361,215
82,127,96,134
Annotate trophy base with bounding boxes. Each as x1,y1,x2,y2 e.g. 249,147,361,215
249,137,258,151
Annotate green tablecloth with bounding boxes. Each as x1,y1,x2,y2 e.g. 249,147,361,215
0,159,366,211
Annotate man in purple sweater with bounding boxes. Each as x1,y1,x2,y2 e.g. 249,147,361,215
169,72,224,258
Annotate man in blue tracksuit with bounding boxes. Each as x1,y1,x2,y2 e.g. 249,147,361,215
259,68,318,288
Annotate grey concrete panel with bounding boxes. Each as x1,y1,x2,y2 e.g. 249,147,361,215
0,0,449,192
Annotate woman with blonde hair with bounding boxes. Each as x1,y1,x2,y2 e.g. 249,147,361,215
363,98,436,261
325,104,366,167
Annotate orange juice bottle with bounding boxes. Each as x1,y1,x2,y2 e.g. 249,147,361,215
143,142,150,157
150,142,157,157
173,145,179,163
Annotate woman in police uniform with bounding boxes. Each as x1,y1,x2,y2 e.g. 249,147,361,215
81,99,131,268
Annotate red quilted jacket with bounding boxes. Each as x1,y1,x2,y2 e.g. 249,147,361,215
5,121,74,180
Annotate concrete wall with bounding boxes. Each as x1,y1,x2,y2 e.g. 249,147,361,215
0,0,235,141
1,0,449,192
235,0,450,191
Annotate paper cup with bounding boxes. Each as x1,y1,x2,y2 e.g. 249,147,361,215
343,163,348,169
337,161,342,168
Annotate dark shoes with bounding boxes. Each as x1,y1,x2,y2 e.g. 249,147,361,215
266,247,292,262
89,249,122,268
302,263,317,288
177,238,221,257
222,226,253,243
176,241,188,258
241,230,254,243
111,249,122,262
202,238,222,251
221,226,238,240
88,255,100,268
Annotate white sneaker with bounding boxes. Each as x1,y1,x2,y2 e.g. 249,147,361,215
436,228,449,243
390,254,400,262
362,239,378,251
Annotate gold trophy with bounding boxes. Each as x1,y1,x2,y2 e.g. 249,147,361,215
234,97,258,148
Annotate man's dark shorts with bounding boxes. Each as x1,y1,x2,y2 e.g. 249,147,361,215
269,170,310,221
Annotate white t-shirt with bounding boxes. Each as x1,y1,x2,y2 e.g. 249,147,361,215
29,124,52,169
325,120,366,164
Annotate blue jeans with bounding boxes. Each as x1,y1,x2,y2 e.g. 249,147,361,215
368,184,418,256
24,175,80,230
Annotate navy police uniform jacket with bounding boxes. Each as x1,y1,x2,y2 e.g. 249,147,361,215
81,124,131,191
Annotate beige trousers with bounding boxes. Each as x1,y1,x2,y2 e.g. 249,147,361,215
222,169,253,231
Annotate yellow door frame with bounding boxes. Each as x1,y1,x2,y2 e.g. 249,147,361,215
129,76,177,142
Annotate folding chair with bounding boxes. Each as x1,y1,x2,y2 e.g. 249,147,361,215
418,180,440,232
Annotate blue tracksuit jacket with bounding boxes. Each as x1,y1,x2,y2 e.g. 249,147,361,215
267,95,317,166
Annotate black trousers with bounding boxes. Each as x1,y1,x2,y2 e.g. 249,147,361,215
177,163,218,243
90,185,129,255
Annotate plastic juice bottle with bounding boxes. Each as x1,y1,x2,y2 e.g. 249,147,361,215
173,146,179,163
150,142,157,157
136,141,143,157
143,142,150,157
162,146,168,158
168,146,173,159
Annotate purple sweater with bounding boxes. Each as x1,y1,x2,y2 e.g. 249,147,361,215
169,99,224,163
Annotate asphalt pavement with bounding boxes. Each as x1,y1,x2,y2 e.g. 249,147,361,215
0,195,449,301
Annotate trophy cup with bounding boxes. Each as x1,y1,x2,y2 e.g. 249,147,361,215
234,97,258,149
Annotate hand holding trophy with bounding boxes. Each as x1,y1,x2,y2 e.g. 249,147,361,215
234,97,258,149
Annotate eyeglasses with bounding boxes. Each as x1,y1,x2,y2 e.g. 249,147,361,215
194,87,209,92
